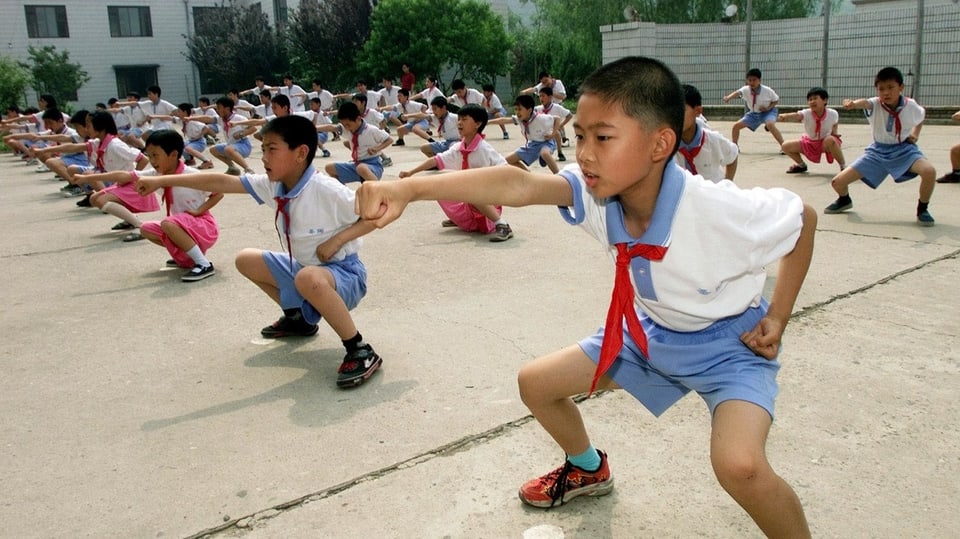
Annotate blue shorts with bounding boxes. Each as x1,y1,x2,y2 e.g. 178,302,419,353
516,140,556,166
403,119,429,132
317,132,329,144
208,124,220,134
214,138,252,158
61,153,89,167
333,158,384,183
185,138,207,154
487,107,508,118
740,109,779,131
853,142,924,189
579,301,780,418
124,127,145,138
262,251,367,325
429,139,456,155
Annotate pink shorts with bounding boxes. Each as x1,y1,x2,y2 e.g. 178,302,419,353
99,182,161,213
437,200,501,234
141,212,219,268
800,134,841,164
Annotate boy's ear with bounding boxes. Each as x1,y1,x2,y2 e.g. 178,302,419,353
651,126,678,163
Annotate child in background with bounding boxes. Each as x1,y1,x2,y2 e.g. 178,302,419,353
535,87,574,162
481,83,511,140
386,89,430,146
778,87,845,174
351,93,392,167
31,110,91,190
324,102,393,184
489,95,561,174
355,56,814,537
935,110,960,184
677,84,739,182
150,103,215,170
823,66,937,226
137,130,222,281
723,68,784,148
404,96,460,157
203,97,257,176
137,115,383,388
398,104,514,242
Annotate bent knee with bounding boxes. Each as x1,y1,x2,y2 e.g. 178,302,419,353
234,248,264,273
712,450,768,488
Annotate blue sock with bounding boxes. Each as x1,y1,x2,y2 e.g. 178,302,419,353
567,444,601,472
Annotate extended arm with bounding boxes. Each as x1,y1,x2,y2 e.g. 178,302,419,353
137,172,249,196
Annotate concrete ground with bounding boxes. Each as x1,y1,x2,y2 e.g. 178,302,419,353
1,118,958,539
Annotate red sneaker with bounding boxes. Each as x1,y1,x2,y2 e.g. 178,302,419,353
518,450,614,508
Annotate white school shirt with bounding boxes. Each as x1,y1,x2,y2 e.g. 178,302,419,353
279,84,307,111
361,108,384,125
447,88,484,108
416,86,444,105
534,79,566,104
430,112,460,142
483,93,504,114
134,164,211,214
234,100,255,119
864,96,924,144
181,119,206,141
434,135,506,171
737,84,779,113
515,112,555,142
240,165,362,265
122,104,148,127
86,135,143,171
392,101,427,117
675,124,739,183
253,104,268,119
140,99,177,129
111,109,131,129
343,121,391,158
307,89,335,112
797,108,839,140
557,161,804,332
221,113,250,141
378,86,399,107
535,102,572,120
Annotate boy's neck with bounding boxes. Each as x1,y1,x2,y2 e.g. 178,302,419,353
277,165,311,190
681,123,698,143
462,133,478,145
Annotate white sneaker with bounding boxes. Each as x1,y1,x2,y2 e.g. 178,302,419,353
35,163,50,173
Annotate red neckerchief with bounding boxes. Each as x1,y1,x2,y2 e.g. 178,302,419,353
459,134,485,169
750,87,760,111
95,134,116,170
678,128,706,175
590,242,668,395
880,97,905,142
437,113,448,139
161,161,186,216
542,103,553,115
351,121,367,164
521,112,538,141
812,109,827,140
274,195,294,270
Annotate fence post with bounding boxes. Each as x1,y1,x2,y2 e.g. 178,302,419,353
744,0,753,73
821,1,830,89
912,0,924,99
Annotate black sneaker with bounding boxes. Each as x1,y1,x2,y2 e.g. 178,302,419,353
489,223,514,242
392,139,405,146
824,198,852,214
337,345,382,388
260,315,319,338
936,171,960,184
181,263,216,282
557,153,567,162
76,194,92,207
165,259,180,267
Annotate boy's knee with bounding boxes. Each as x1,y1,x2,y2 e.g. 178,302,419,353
711,449,767,490
293,266,332,292
324,163,336,176
234,248,263,274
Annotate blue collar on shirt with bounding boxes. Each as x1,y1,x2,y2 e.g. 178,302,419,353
274,165,316,199
604,160,685,249
678,123,704,152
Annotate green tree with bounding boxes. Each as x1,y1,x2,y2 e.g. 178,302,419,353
20,45,89,105
185,0,287,94
0,54,32,108
286,0,373,90
357,0,511,92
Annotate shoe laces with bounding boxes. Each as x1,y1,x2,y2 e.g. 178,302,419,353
538,461,575,508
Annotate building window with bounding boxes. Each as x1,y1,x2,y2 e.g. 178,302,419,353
274,0,288,26
108,6,153,37
25,5,69,38
114,65,159,98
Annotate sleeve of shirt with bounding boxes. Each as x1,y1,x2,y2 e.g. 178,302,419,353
109,140,143,164
768,87,780,102
240,174,275,205
553,81,566,97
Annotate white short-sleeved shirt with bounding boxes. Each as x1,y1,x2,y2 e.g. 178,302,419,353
392,101,427,117
434,135,506,171
516,112,556,142
737,85,779,113
307,89,335,112
86,135,143,171
483,93,504,114
222,113,250,141
448,88,484,108
798,108,839,140
430,112,460,141
378,86,400,107
122,104,148,127
140,99,177,129
535,80,566,104
134,164,210,214
675,124,739,183
278,85,307,112
343,121,391,158
535,102,572,120
557,161,804,332
111,110,131,129
361,108,384,125
181,119,206,141
240,166,362,265
416,86,444,106
865,96,924,144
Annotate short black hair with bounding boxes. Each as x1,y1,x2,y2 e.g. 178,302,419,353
337,102,361,121
746,68,762,79
41,108,64,122
89,111,119,135
481,83,495,92
457,104,487,133
147,85,162,96
39,94,57,109
178,102,194,114
262,115,318,162
451,79,466,91
198,96,211,106
271,94,291,109
398,88,410,98
145,129,185,158
514,94,535,110
806,87,829,100
430,96,448,109
682,84,702,108
69,109,89,127
216,96,234,110
579,56,684,156
875,66,904,86
352,93,368,106
538,86,553,97
537,71,551,80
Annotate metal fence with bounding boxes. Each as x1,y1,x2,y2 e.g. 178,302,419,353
600,2,960,107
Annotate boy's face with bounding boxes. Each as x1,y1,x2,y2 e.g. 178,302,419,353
145,144,180,174
352,98,365,110
260,94,271,104
147,91,160,102
573,93,670,199
540,76,554,87
310,101,320,112
538,92,551,106
43,118,64,132
457,114,480,139
682,104,702,131
312,83,321,92
482,89,493,99
398,93,408,104
431,104,446,117
283,78,293,87
340,117,362,133
261,132,308,183
357,83,367,92
514,104,532,121
216,103,231,119
454,88,466,99
875,79,903,107
271,102,289,117
73,122,90,138
746,76,761,89
382,79,392,88
807,95,827,112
